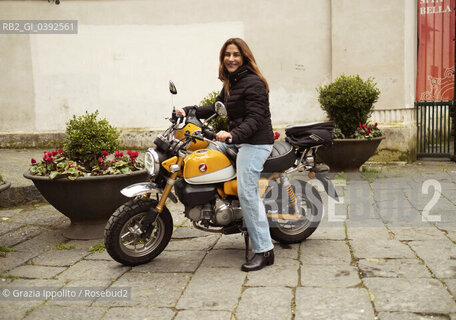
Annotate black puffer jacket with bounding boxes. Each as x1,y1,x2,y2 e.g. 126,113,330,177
185,66,274,145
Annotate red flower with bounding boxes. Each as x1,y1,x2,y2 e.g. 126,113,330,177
98,157,104,163
127,150,132,155
31,158,36,164
359,122,363,130
43,156,54,163
374,122,378,127
273,131,280,140
114,150,123,158
57,148,63,154
51,151,58,157
102,150,109,157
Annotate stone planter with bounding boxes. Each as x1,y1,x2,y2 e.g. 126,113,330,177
318,136,385,172
24,170,149,240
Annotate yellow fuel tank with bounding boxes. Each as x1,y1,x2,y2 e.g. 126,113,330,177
175,123,209,151
184,149,236,184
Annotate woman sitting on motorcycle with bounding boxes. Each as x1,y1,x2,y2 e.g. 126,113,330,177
176,38,275,272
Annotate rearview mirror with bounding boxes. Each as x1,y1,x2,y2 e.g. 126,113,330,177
215,101,227,118
169,81,177,95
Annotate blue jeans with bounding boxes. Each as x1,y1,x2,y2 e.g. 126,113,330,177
236,143,274,253
209,142,274,252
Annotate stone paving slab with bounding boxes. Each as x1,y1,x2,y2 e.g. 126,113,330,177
389,226,447,241
274,242,299,259
358,258,431,278
295,287,375,320
97,272,190,308
377,312,449,320
0,279,66,316
131,250,206,273
409,240,456,264
175,310,232,320
199,249,245,269
350,239,415,259
45,279,112,307
0,222,23,237
24,305,107,320
246,258,299,287
57,260,129,281
171,226,210,239
176,267,245,311
300,240,352,265
31,249,90,266
102,307,175,320
308,225,346,240
0,225,43,247
347,225,392,240
236,287,293,320
443,279,456,297
212,233,246,250
301,264,361,288
165,234,219,251
0,208,22,218
364,278,456,313
9,265,66,279
8,208,69,228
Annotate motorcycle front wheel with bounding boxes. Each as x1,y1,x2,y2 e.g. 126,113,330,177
104,198,173,266
269,180,323,244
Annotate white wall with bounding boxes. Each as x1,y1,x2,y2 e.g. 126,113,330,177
0,0,415,134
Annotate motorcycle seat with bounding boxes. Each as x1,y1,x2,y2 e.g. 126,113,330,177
225,141,296,173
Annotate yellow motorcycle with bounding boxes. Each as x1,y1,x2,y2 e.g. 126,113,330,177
104,82,338,266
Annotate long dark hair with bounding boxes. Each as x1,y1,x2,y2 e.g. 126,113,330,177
218,38,269,95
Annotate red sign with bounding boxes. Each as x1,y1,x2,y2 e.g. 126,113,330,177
416,0,455,101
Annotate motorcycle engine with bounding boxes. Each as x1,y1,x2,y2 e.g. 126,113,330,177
185,196,243,226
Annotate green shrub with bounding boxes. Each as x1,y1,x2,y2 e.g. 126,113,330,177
200,91,229,132
317,74,380,138
63,110,119,169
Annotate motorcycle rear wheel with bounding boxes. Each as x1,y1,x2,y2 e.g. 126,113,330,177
104,198,173,266
269,181,322,244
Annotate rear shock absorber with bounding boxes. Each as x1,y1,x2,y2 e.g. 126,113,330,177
280,174,298,214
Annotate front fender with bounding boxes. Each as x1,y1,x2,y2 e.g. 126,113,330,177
120,182,178,203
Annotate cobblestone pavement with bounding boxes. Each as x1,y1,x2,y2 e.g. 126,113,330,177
1,149,456,319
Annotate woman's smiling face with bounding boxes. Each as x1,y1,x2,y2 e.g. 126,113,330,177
224,44,244,73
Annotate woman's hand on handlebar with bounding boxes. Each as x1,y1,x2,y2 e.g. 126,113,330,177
175,108,186,117
216,130,232,143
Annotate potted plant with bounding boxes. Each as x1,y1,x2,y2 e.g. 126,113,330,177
316,74,384,172
24,111,148,240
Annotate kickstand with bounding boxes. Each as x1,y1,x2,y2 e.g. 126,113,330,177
243,231,250,263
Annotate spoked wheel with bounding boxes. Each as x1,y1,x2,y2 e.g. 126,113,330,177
104,198,173,266
269,180,323,244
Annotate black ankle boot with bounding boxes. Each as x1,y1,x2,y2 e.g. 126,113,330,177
241,249,274,272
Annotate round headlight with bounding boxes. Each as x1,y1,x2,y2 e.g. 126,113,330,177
144,148,160,176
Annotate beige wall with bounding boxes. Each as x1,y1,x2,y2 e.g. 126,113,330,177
0,0,416,135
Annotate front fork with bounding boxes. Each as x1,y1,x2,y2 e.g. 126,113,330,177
155,155,185,213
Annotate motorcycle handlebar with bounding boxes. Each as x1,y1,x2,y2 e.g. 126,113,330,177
202,127,216,140
202,128,232,144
